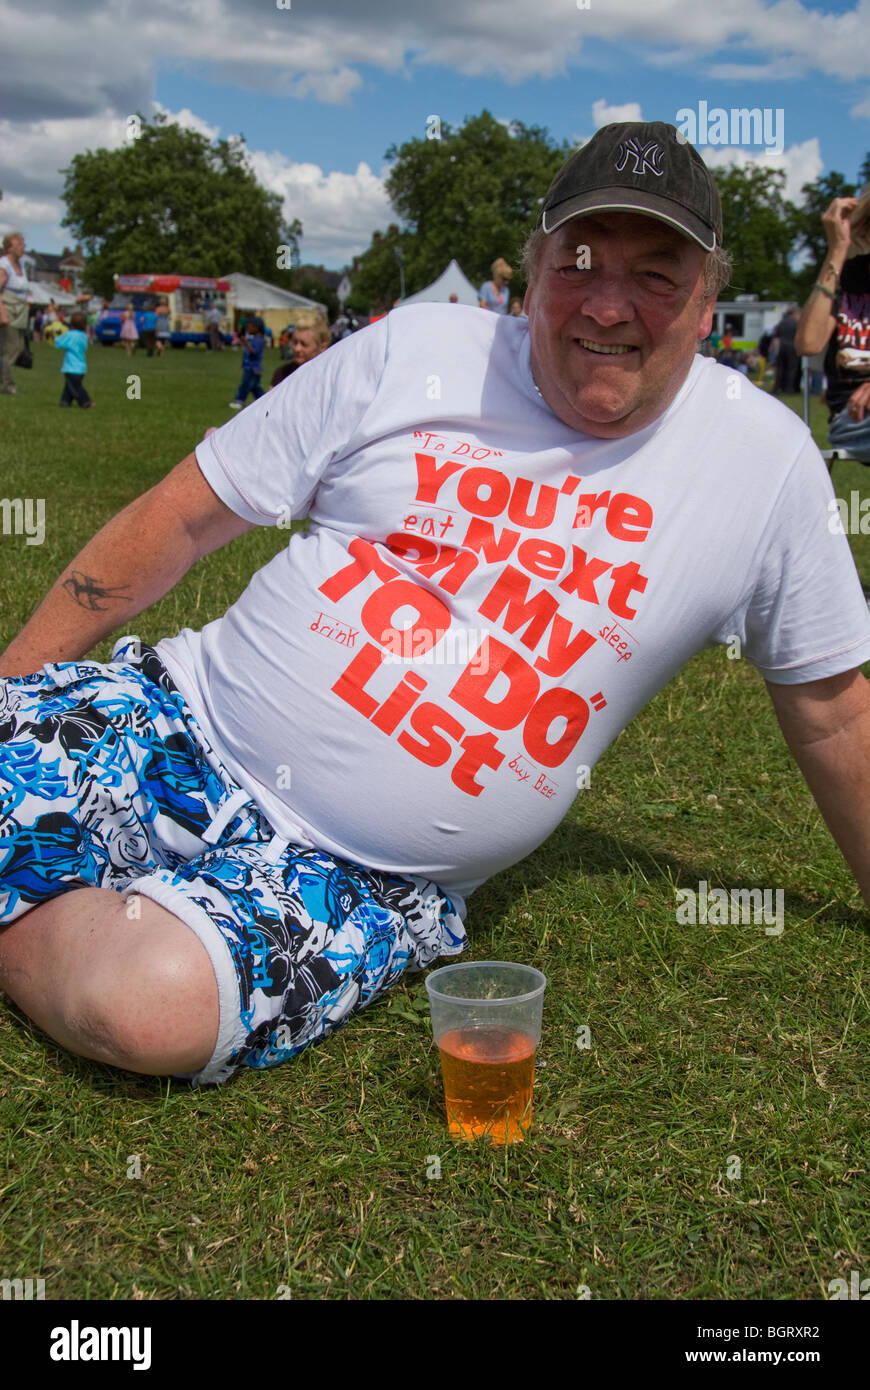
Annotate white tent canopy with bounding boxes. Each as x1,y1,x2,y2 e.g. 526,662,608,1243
397,259,480,308
26,282,78,307
222,272,325,314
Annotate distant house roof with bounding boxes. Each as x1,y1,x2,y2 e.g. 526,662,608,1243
27,245,86,274
295,264,343,291
28,251,63,274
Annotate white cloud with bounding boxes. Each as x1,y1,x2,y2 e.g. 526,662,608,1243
2,0,869,119
153,104,221,143
701,138,824,206
282,68,364,105
584,0,870,83
706,60,802,81
0,109,131,256
592,99,644,128
851,93,870,120
0,105,220,234
244,149,393,267
0,191,65,235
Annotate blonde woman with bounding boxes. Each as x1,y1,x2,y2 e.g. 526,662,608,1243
269,310,330,388
0,230,31,395
478,257,513,313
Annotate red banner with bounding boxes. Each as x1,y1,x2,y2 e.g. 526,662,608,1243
114,274,230,293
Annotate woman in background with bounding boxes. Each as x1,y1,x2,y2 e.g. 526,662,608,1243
795,187,870,461
0,230,31,396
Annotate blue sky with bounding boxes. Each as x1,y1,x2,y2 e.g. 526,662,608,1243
1,0,868,272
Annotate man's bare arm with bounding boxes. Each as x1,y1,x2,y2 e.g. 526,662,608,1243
794,195,855,357
765,667,870,912
0,453,254,677
793,286,837,359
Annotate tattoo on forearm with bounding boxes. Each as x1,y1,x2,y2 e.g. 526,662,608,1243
62,570,132,612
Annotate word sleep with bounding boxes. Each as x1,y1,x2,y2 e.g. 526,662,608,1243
598,620,633,661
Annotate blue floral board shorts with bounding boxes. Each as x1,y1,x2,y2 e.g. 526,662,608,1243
0,639,467,1085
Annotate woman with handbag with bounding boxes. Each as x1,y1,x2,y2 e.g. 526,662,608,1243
0,230,31,396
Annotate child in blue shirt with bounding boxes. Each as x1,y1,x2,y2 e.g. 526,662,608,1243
229,317,265,409
54,311,94,409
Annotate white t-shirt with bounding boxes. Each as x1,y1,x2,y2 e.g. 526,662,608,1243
157,304,870,905
0,255,29,297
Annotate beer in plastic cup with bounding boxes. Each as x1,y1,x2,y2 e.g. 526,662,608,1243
425,961,546,1144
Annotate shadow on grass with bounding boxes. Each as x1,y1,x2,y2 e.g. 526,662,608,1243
468,819,870,938
0,999,183,1098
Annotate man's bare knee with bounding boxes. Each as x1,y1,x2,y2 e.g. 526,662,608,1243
0,887,219,1075
77,924,219,1074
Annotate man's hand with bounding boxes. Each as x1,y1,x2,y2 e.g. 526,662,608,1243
765,667,870,913
794,196,856,357
822,196,858,260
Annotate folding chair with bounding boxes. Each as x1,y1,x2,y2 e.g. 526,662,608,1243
802,358,864,474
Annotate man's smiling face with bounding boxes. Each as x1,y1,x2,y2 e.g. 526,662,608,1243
523,211,715,438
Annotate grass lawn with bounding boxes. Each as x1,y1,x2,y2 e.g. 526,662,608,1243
0,341,867,1301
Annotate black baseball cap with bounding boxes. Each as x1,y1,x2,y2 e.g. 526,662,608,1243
539,121,722,253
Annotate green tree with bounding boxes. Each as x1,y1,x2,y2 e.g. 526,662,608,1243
351,111,571,305
290,268,339,320
61,113,301,297
712,163,800,300
345,225,411,315
858,151,870,188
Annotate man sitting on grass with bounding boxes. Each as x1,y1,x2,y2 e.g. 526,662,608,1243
2,121,870,1087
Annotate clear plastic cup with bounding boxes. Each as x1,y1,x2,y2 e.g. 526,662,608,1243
425,961,546,1144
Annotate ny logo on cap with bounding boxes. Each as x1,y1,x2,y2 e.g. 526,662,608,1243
615,139,663,177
